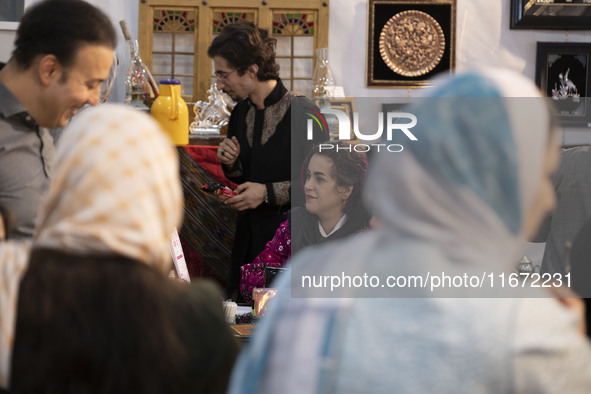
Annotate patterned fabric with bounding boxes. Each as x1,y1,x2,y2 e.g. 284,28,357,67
34,104,183,274
239,204,371,303
240,220,290,303
271,182,290,208
183,145,237,188
0,241,31,389
178,147,237,282
245,89,294,146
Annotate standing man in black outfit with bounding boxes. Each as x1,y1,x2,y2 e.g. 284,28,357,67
208,21,328,301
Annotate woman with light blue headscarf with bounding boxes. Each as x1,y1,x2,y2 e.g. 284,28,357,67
227,68,591,394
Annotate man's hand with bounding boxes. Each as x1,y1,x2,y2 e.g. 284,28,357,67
225,182,266,211
217,136,240,165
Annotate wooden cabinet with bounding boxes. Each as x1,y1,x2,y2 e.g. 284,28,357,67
138,0,329,103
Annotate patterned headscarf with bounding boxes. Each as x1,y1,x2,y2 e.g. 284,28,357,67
34,104,183,272
0,240,31,388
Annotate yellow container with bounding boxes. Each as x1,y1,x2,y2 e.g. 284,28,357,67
150,79,189,145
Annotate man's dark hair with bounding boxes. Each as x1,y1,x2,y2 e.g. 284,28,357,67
12,0,117,70
207,20,279,81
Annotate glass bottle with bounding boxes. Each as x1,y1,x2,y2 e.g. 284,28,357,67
312,48,336,98
119,20,159,110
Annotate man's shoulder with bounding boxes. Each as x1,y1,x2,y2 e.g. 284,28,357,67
288,94,315,107
0,80,27,117
0,116,35,140
0,117,20,142
562,144,591,159
558,145,591,173
0,82,33,139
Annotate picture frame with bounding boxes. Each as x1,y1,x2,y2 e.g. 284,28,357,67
511,0,591,30
0,0,30,31
314,97,357,140
535,42,591,128
367,0,456,88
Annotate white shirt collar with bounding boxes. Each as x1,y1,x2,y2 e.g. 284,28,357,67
319,214,348,238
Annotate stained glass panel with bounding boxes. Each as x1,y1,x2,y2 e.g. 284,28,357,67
212,12,255,33
153,9,196,32
272,13,315,36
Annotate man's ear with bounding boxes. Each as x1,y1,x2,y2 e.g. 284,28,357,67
247,64,259,77
37,54,62,86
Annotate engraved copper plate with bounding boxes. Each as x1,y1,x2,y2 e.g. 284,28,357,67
379,10,446,77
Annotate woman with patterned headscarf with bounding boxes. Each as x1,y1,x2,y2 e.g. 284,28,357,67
5,104,238,393
228,68,591,394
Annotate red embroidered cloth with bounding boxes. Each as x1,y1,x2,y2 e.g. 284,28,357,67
183,145,237,189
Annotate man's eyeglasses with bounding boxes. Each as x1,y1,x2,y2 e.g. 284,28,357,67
214,70,237,81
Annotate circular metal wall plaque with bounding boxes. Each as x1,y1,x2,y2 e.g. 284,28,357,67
379,10,446,77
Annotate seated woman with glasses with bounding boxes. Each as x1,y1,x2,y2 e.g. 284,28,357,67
239,142,370,303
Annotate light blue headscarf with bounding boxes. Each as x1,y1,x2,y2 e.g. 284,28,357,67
369,68,552,269
406,73,519,232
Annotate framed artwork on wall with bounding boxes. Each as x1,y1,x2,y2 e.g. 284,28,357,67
367,0,456,88
511,0,591,30
535,42,591,128
0,0,30,31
